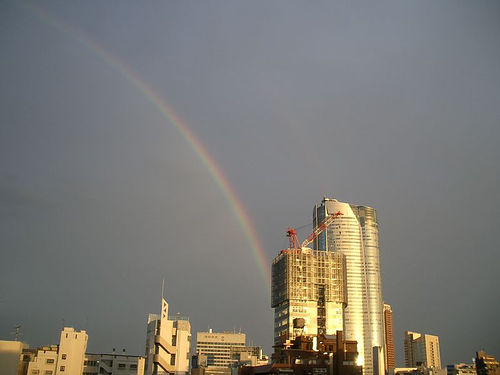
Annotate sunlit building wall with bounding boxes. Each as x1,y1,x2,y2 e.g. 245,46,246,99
144,298,191,375
195,330,246,368
404,331,441,369
271,248,346,344
55,327,88,375
313,198,384,375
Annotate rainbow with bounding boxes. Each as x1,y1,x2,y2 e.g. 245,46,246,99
21,3,271,289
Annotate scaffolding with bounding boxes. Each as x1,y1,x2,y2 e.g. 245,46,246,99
271,248,347,308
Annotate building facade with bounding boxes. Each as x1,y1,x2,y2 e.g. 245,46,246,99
271,248,346,345
404,331,441,369
476,351,500,375
0,340,27,375
383,304,395,372
195,331,246,368
446,363,475,375
55,327,88,375
83,353,145,375
144,298,191,375
26,346,58,375
313,198,384,375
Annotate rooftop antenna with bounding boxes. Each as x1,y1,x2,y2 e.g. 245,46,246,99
13,325,21,341
161,278,165,300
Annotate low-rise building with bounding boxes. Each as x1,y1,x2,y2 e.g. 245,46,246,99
476,351,500,375
83,353,145,375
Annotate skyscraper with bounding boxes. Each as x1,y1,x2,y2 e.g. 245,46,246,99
271,248,347,344
313,198,384,375
404,331,441,369
383,304,395,371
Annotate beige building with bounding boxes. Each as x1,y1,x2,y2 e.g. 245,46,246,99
195,331,246,368
144,298,191,375
55,327,88,375
447,363,476,375
26,345,58,375
0,340,27,375
404,331,441,369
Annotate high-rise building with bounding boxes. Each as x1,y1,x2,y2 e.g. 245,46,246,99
404,331,441,369
271,247,347,345
384,304,395,371
144,298,191,375
313,198,384,375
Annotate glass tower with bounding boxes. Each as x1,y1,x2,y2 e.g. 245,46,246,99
313,198,384,375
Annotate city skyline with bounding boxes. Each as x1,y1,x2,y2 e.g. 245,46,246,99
1,0,500,367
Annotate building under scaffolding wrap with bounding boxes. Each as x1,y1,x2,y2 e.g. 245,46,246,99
271,248,347,345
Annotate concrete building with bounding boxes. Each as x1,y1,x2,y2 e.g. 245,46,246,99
83,353,145,375
313,198,385,375
271,247,346,345
25,345,58,375
0,340,27,375
446,363,475,375
476,351,500,375
404,332,441,369
55,327,88,375
383,304,395,372
195,331,246,368
144,298,191,375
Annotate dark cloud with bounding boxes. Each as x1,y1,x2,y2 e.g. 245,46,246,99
1,0,499,364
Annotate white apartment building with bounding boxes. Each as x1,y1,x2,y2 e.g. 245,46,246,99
144,298,191,375
313,198,385,375
195,331,246,368
26,345,58,375
55,327,88,375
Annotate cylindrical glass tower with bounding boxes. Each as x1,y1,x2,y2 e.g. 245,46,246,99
314,198,384,375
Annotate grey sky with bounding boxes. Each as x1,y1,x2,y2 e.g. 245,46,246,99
1,0,499,365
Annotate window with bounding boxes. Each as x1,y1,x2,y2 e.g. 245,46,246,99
170,354,176,366
61,354,67,360
45,371,53,375
46,359,54,364
118,363,126,369
130,364,137,370
31,370,40,375
60,366,65,372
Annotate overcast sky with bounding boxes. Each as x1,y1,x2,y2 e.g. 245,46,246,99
1,0,499,365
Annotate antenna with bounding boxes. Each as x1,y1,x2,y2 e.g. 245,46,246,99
161,278,165,300
13,325,21,341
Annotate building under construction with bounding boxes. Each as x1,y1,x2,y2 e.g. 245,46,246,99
271,247,347,345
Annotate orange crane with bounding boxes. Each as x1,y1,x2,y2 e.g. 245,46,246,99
286,210,343,250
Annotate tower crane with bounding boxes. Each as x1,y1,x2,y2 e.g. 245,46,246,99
286,210,343,250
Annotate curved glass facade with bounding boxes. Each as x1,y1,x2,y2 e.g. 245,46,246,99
313,198,384,375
